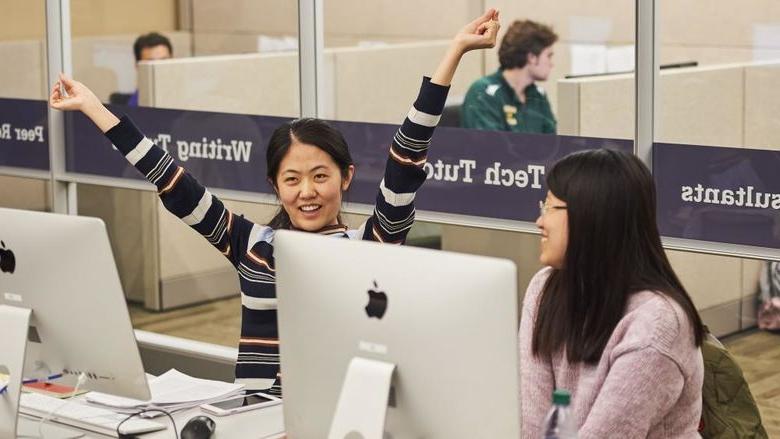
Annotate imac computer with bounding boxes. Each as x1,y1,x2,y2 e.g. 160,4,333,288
274,230,521,438
0,207,151,437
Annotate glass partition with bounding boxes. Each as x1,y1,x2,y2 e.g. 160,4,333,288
315,1,637,290
656,2,780,431
0,0,50,211
65,1,300,347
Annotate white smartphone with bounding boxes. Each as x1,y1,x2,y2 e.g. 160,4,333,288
200,392,281,416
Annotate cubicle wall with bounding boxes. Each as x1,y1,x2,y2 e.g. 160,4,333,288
557,61,780,334
0,0,178,41
187,0,481,54
137,41,483,123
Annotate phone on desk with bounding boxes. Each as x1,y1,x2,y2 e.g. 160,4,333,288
200,392,281,416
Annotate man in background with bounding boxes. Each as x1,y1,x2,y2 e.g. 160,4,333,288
111,32,172,106
461,20,557,134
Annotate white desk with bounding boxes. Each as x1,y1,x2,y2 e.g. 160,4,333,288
17,401,285,438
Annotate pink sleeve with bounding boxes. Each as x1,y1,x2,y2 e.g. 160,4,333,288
519,269,555,439
578,347,685,438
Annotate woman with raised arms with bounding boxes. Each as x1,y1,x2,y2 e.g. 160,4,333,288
50,10,500,396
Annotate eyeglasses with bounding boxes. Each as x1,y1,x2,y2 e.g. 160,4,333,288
539,200,567,217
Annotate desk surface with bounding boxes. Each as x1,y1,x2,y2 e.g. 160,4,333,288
18,401,285,438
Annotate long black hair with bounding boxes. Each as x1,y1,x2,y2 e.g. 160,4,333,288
265,118,354,230
532,149,704,364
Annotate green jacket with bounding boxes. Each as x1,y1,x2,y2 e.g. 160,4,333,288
461,70,556,134
700,331,767,438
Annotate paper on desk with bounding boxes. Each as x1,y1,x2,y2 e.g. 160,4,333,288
86,369,244,408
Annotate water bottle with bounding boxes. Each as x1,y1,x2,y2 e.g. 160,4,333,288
542,389,577,438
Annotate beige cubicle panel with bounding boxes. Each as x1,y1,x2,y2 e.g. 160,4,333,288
491,0,780,50
191,0,298,36
330,41,483,123
744,63,780,151
138,52,300,117
156,199,279,309
0,40,46,99
441,226,542,313
78,181,281,310
76,185,160,304
666,251,744,335
559,65,745,143
0,176,50,211
70,0,178,37
489,0,634,44
138,40,483,122
191,32,420,56
658,0,780,50
0,2,45,41
190,0,481,45
658,65,744,147
191,33,298,56
0,0,178,41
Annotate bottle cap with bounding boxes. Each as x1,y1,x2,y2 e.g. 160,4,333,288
552,389,570,405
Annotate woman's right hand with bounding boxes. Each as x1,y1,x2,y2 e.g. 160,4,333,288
49,73,101,113
49,73,120,133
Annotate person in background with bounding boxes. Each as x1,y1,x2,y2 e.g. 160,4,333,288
461,19,557,134
520,149,705,438
110,32,173,106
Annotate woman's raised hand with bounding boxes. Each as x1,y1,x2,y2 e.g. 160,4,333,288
49,73,101,113
49,73,120,133
430,9,500,86
453,8,500,53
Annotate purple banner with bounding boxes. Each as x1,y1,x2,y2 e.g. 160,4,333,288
66,105,631,222
0,98,49,170
655,142,780,249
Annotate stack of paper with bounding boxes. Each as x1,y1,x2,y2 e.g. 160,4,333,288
85,369,244,415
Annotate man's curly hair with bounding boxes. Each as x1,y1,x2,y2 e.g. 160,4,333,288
499,20,558,70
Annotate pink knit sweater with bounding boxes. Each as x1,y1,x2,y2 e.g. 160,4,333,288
519,268,704,438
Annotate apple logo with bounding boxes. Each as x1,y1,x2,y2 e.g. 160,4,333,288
0,240,15,274
365,280,388,319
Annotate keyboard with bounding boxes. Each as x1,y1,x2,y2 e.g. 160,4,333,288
19,393,167,437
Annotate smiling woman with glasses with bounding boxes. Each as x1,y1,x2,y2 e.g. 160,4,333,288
520,149,705,438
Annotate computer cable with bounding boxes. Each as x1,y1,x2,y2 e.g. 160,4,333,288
34,371,88,439
116,408,179,439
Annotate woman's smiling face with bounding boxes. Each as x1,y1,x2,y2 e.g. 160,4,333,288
274,140,354,231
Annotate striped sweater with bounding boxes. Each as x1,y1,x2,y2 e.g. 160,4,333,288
104,77,450,395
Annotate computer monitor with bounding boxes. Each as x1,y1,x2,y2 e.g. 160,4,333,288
274,230,520,438
0,207,150,437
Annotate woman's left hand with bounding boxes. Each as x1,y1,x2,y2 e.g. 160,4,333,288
452,8,500,54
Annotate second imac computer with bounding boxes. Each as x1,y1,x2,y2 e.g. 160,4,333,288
274,230,521,438
0,207,152,437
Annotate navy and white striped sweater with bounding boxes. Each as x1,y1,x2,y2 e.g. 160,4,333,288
104,77,449,395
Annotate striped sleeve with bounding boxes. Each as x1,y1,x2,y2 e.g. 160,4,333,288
104,116,253,267
360,76,449,243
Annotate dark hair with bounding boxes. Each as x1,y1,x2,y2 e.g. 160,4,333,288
499,20,558,70
532,149,704,364
133,32,173,62
265,118,354,230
